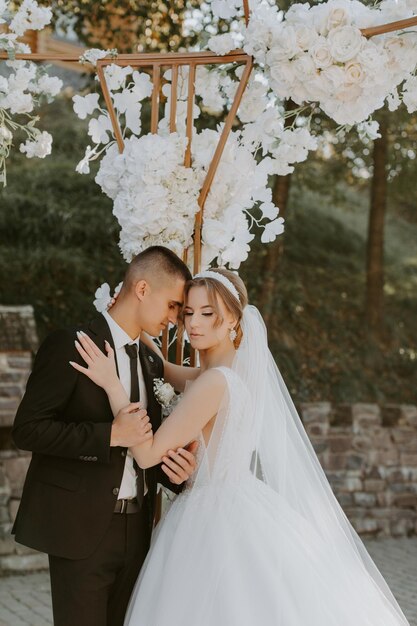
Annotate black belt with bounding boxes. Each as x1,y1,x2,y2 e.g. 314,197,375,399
114,498,139,514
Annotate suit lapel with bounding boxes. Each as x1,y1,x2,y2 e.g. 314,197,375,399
88,314,120,378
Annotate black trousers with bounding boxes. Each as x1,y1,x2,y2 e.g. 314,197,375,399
48,499,151,626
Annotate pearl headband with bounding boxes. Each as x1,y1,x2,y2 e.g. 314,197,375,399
193,270,240,302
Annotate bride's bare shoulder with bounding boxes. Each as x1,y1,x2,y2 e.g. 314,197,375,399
185,368,227,398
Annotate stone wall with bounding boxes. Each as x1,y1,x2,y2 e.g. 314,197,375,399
0,449,48,573
0,400,416,574
0,305,46,574
301,402,417,537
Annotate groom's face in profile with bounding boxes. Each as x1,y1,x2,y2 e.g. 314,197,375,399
137,277,185,337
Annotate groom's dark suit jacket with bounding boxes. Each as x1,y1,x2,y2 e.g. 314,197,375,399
12,313,174,560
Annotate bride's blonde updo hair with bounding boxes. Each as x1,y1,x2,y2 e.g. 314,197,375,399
183,268,248,348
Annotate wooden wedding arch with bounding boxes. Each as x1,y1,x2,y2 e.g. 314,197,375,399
1,4,417,362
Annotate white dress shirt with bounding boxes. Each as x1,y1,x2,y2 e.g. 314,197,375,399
102,311,148,500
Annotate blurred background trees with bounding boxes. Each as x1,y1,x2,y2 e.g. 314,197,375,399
1,0,416,404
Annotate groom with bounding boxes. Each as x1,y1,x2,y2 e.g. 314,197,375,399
12,246,197,626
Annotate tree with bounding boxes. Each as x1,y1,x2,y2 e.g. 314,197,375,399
41,1,203,53
366,111,389,335
258,98,298,323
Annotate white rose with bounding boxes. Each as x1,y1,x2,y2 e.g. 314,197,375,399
321,64,346,91
384,35,417,74
269,23,299,61
267,53,289,82
311,39,333,68
357,43,387,84
344,60,365,84
335,82,362,102
326,5,350,31
328,26,364,63
294,25,318,51
293,55,317,82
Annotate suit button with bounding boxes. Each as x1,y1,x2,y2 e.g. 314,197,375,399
121,451,126,457
112,487,119,496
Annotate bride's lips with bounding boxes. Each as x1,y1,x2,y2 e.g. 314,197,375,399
190,333,202,338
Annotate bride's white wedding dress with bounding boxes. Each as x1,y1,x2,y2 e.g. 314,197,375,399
125,307,409,626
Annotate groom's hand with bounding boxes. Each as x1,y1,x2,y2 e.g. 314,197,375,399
161,440,199,485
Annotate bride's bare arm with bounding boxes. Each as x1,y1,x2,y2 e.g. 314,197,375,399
130,369,226,468
140,331,200,392
70,332,220,469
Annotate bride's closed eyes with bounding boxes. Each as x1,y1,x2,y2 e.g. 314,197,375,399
183,305,215,317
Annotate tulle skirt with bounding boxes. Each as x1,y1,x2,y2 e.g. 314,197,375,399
124,476,408,626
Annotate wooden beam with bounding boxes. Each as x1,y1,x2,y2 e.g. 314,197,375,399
0,49,250,64
96,63,125,153
361,15,417,38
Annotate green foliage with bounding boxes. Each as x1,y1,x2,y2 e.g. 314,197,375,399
241,179,417,404
0,97,125,337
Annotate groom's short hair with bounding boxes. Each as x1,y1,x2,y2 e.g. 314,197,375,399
124,246,192,290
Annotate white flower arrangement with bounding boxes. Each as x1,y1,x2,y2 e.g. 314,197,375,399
153,378,182,417
239,0,417,127
74,65,285,270
0,0,62,185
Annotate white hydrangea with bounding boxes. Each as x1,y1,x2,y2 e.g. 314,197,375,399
9,0,52,36
75,63,286,270
95,133,202,262
19,131,52,158
207,33,236,56
402,75,417,112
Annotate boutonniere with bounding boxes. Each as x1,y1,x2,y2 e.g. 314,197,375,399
153,378,182,418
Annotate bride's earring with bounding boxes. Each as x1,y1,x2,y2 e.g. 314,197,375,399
229,328,237,342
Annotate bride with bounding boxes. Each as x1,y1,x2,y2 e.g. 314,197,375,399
72,268,410,626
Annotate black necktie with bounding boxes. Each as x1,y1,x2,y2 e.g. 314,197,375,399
125,343,140,402
124,342,144,505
